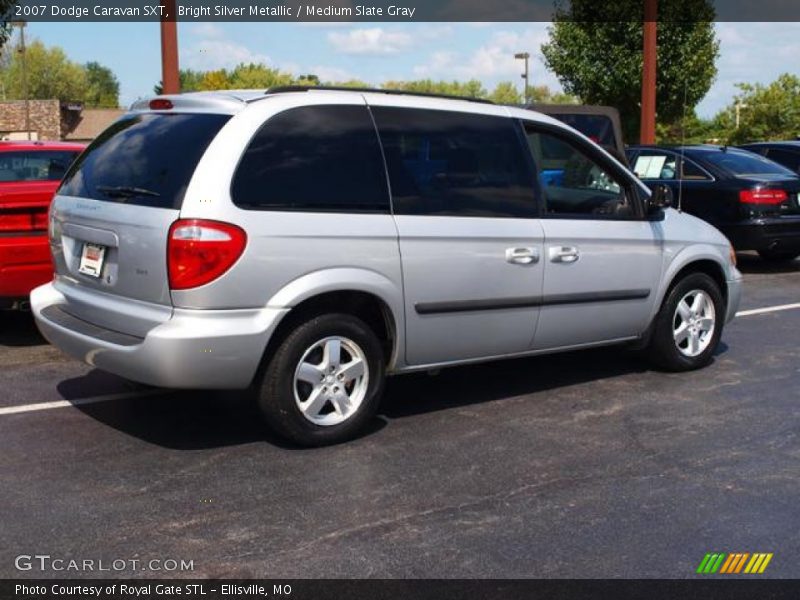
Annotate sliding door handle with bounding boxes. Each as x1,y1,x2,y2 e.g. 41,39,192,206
549,246,580,263
505,247,539,265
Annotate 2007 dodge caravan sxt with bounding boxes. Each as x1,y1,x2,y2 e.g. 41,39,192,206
32,87,742,446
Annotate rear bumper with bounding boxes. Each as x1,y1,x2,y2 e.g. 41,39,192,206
721,217,800,252
0,233,52,298
31,282,289,389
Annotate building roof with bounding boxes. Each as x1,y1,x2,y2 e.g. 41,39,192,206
64,108,125,141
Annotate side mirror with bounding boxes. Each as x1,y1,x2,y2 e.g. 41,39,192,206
649,184,673,211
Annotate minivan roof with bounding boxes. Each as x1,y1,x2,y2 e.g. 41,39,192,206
131,86,509,117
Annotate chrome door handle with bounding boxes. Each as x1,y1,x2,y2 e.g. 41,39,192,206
505,247,539,265
549,246,580,263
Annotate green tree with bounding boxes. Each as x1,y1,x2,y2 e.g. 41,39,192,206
2,39,88,102
0,2,20,51
489,81,522,104
382,79,487,98
198,69,230,91
84,61,119,107
723,74,800,144
527,84,579,105
229,63,293,89
153,69,204,94
541,0,719,142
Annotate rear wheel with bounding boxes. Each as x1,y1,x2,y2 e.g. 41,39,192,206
256,313,385,446
647,273,724,372
758,249,800,262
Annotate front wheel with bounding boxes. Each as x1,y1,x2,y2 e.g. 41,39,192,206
256,313,386,446
647,273,724,372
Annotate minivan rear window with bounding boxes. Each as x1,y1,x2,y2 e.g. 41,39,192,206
59,113,231,209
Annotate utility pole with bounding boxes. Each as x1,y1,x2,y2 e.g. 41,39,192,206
160,0,180,94
640,0,658,144
515,52,530,104
12,22,31,140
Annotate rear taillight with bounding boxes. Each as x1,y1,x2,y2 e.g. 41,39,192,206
0,208,49,233
739,189,788,205
167,219,246,290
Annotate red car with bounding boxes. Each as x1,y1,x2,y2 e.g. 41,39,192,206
0,141,85,309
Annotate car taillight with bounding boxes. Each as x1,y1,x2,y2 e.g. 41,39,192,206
168,219,246,290
0,208,49,233
739,189,788,205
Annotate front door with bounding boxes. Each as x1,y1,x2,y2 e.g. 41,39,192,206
525,125,664,350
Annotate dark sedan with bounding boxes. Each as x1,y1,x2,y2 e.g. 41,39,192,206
627,145,800,261
739,141,800,175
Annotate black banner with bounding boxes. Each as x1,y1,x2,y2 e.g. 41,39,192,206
5,580,800,600
4,0,800,22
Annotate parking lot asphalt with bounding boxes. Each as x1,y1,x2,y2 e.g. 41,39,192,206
1,253,799,579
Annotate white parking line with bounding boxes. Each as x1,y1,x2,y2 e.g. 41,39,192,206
0,389,165,416
1,301,799,418
736,303,800,317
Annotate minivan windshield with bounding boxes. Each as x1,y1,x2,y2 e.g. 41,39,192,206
59,112,230,209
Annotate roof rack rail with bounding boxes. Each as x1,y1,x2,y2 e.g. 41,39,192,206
263,85,495,105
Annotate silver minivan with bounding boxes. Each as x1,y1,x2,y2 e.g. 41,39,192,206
32,87,742,446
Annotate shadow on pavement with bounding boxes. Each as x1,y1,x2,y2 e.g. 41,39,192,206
57,342,706,451
736,252,800,275
0,311,47,348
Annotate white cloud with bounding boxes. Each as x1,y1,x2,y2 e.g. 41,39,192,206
183,40,271,71
328,28,413,56
412,25,561,91
190,23,225,39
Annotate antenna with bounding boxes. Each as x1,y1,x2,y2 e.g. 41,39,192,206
677,78,689,213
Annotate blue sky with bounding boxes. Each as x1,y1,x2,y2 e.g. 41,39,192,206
17,21,800,118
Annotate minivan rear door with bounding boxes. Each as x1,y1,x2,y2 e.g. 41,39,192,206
50,111,230,337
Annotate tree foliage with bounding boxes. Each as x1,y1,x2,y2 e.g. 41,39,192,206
85,61,120,107
724,74,800,144
2,40,88,102
542,0,719,142
0,39,119,106
0,1,19,50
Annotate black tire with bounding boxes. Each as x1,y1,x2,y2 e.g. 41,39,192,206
758,249,800,262
256,313,385,447
647,273,724,372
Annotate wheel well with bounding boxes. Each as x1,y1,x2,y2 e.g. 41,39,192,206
669,260,727,302
257,291,397,381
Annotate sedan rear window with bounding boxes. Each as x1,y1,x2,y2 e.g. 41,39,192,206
59,113,230,209
0,151,80,183
700,149,797,178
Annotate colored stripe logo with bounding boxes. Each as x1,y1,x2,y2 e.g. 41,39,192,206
696,552,773,574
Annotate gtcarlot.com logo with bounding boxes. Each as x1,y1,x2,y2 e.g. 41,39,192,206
696,552,773,574
15,554,194,572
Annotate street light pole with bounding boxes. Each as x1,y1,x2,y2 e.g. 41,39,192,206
514,52,530,104
640,0,658,144
160,0,180,95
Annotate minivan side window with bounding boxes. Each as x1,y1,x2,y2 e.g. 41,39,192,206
526,128,633,219
232,105,390,213
371,107,537,218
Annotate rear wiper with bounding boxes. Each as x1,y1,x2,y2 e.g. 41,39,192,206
96,185,161,198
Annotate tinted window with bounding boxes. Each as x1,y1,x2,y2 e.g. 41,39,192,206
232,105,389,213
526,129,631,218
549,114,617,149
681,158,711,180
0,151,80,183
766,148,800,172
699,149,797,177
372,107,535,218
60,113,230,209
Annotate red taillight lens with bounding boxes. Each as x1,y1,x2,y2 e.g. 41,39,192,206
149,98,174,110
0,208,49,233
167,219,246,290
739,189,788,205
